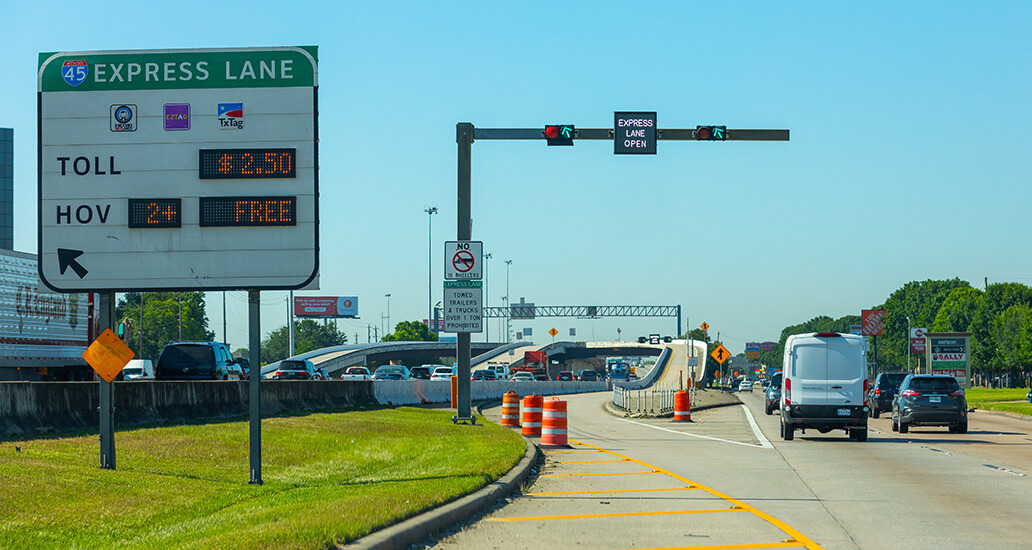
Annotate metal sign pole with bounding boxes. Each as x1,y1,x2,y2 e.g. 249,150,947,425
99,292,116,469
454,123,474,423
248,290,263,484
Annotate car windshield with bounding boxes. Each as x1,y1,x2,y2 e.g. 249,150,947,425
433,367,453,375
909,377,960,392
123,367,142,375
473,370,491,377
378,367,404,375
280,361,307,370
346,367,367,374
879,373,908,388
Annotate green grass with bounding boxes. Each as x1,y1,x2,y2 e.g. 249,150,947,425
0,407,525,550
974,401,1032,416
965,387,1029,403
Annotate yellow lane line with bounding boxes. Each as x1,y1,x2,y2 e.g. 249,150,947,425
657,346,675,384
547,450,604,454
540,470,663,478
625,542,807,550
558,459,631,464
488,507,744,523
527,487,698,496
567,439,824,550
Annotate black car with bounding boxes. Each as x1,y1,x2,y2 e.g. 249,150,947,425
577,369,599,381
409,366,433,380
557,371,574,381
471,369,497,381
891,375,967,434
869,371,909,418
272,359,317,380
764,372,782,415
155,341,237,380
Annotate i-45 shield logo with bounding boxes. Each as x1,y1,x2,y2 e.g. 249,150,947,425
62,60,88,87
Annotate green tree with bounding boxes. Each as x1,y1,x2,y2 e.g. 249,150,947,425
932,287,983,332
115,292,215,361
969,283,1032,374
260,320,348,364
878,279,971,369
990,304,1032,371
382,320,438,342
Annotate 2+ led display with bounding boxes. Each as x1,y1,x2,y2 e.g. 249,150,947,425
199,148,296,179
199,196,297,227
128,198,182,228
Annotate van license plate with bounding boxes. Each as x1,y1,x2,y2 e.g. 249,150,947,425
929,396,941,403
837,408,850,416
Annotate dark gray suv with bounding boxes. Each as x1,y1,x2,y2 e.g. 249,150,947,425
155,341,236,380
891,375,967,434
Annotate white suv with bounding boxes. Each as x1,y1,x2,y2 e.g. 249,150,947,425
430,366,456,381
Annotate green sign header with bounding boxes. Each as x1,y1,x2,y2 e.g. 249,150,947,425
443,280,483,289
38,46,317,92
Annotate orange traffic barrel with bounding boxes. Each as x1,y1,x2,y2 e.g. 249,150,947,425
521,394,543,436
541,398,568,446
674,390,691,422
501,390,521,427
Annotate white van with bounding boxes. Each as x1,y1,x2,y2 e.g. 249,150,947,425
122,359,154,380
780,332,869,441
488,363,511,380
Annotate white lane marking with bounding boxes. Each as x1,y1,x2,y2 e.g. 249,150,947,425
614,416,769,449
740,402,774,449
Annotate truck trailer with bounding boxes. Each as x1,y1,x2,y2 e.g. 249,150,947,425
0,249,96,381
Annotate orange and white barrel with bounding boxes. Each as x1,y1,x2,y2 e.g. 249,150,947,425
521,394,543,436
501,390,521,428
674,390,691,422
541,398,568,446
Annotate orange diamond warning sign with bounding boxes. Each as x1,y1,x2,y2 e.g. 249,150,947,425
710,344,730,364
83,328,135,382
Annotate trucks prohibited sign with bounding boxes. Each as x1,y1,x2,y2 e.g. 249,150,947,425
444,241,482,280
442,280,482,333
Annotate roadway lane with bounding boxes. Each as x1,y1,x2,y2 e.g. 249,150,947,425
428,389,1032,549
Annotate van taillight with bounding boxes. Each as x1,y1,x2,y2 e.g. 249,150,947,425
784,378,791,405
816,332,841,337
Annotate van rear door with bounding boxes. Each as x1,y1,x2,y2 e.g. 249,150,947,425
826,337,865,405
792,338,831,405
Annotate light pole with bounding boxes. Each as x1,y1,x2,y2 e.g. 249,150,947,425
906,316,911,373
505,259,512,343
385,293,392,336
484,252,492,343
424,206,437,332
500,295,507,343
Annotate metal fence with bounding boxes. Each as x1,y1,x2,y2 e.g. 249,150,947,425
612,384,679,416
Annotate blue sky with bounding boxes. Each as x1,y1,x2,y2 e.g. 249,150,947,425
4,2,1031,354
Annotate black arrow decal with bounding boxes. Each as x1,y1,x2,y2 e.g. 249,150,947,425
57,248,88,278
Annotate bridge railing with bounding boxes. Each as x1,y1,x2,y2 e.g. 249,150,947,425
612,384,679,416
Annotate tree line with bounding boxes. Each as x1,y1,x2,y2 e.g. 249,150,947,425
747,278,1032,381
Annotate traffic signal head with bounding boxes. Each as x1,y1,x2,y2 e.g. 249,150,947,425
663,336,673,343
696,125,727,141
638,336,648,344
117,322,125,339
545,124,575,146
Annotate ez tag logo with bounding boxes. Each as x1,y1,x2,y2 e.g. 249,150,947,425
62,60,88,87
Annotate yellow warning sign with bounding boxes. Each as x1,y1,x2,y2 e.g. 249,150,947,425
82,328,135,383
710,344,730,364
700,322,710,332
549,327,558,337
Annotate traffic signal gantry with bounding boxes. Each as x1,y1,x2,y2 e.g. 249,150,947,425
451,114,789,423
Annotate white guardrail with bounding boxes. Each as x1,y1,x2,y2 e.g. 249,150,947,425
612,384,679,416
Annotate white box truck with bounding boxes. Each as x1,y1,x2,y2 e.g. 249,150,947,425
0,249,96,381
780,332,869,441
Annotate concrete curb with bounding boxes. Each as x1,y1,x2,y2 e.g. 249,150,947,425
340,430,539,549
971,407,1032,423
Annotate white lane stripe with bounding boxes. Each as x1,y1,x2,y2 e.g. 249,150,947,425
740,402,774,449
614,414,770,449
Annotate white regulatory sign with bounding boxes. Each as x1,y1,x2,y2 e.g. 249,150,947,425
38,47,319,292
444,241,482,280
442,280,482,333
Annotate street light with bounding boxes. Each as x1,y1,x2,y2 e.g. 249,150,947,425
385,293,392,336
500,295,507,343
906,316,911,373
424,206,438,333
484,252,492,343
505,259,513,342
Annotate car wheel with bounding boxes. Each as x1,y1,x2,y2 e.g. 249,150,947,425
891,416,898,431
870,408,880,419
899,420,909,434
856,428,868,442
782,421,794,441
765,404,772,416
957,420,968,434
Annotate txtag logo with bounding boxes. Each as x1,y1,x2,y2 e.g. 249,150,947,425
163,103,190,131
62,60,88,87
217,103,243,129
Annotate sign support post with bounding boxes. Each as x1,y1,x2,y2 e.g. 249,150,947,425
455,124,474,423
99,292,116,469
248,290,262,484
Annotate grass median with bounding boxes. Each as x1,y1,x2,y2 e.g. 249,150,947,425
0,407,525,550
965,387,1032,416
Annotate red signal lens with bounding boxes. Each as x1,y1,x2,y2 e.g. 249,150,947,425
697,126,711,140
545,125,559,139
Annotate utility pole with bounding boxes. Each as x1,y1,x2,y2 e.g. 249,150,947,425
484,252,492,342
178,292,183,340
425,206,438,330
505,259,513,343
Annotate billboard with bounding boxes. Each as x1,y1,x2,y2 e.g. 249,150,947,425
861,309,887,336
293,296,358,318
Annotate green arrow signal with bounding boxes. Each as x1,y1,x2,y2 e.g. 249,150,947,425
560,126,574,138
713,127,725,139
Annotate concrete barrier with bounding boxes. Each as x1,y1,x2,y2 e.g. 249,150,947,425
0,380,376,437
0,378,606,437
